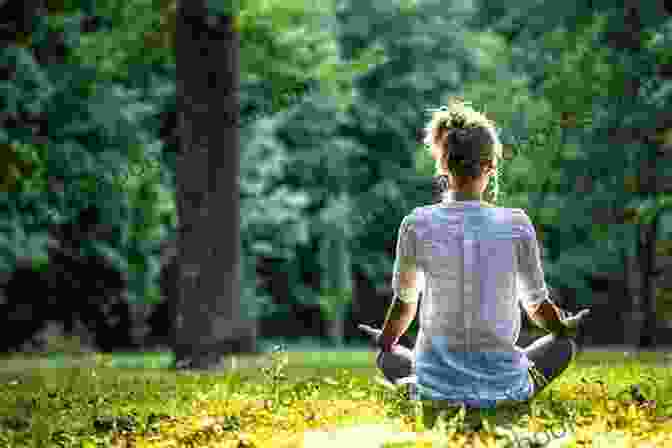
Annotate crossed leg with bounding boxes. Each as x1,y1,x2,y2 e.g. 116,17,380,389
523,333,578,397
376,333,578,428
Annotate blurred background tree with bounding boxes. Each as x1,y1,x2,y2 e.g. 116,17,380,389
0,0,670,354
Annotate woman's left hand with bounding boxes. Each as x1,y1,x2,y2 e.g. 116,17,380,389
380,333,399,352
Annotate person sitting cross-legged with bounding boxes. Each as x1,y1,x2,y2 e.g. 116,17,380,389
361,98,589,429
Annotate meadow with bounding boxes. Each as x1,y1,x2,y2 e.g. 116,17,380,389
1,345,672,447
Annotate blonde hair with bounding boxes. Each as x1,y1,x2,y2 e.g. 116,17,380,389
423,97,503,203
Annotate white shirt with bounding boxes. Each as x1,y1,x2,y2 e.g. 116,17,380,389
391,196,549,406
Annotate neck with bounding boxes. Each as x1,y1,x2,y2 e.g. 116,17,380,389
452,191,482,201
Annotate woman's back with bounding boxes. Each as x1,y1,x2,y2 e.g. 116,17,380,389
397,199,550,406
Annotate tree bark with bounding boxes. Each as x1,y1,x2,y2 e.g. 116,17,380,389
621,3,659,350
326,311,345,347
319,229,353,347
607,3,656,350
640,213,661,348
172,0,256,369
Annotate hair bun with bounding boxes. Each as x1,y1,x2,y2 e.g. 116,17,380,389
423,97,503,203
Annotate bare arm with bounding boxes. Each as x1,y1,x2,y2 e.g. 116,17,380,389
380,294,418,351
516,210,570,336
381,214,422,351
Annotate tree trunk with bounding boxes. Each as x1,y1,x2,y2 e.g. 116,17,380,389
172,0,256,369
640,214,660,348
325,311,345,347
609,3,657,350
622,241,642,346
319,227,353,347
620,2,661,350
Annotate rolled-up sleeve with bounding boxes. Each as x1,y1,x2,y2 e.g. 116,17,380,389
516,211,549,312
392,213,425,304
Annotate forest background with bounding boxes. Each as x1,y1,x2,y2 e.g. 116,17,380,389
1,0,672,355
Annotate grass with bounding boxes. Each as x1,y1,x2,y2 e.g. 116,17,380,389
1,347,672,447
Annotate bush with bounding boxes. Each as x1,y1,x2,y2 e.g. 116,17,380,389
0,208,135,353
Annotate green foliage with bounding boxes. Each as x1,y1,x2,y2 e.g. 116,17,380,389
6,0,671,346
0,6,177,350
460,8,672,311
69,0,174,76
263,0,495,292
2,0,378,335
318,289,353,324
0,211,51,272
